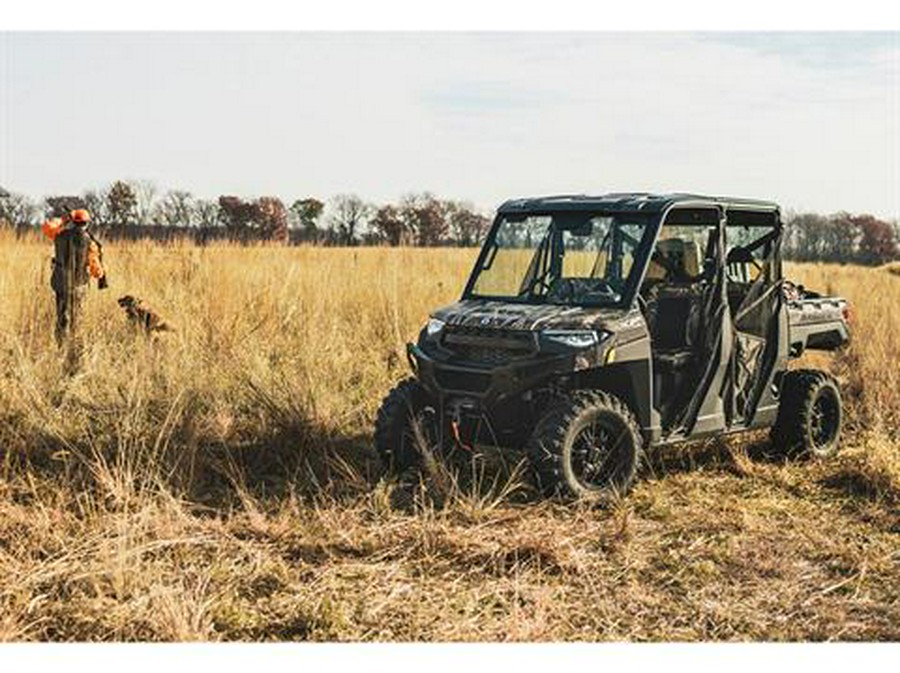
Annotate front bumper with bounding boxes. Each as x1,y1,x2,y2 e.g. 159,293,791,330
407,341,588,407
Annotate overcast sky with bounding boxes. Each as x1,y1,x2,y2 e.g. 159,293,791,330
1,32,897,218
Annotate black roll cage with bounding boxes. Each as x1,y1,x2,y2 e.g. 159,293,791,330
462,210,661,309
463,196,783,311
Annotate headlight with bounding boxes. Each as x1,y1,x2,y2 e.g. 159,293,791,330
425,318,446,339
541,329,603,349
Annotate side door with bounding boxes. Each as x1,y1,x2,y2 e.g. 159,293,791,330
723,208,785,427
641,205,730,438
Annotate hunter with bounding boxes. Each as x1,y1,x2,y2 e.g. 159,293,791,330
42,208,108,349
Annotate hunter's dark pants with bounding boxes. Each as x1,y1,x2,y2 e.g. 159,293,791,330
54,286,86,347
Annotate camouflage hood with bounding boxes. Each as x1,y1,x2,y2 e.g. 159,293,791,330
431,299,642,336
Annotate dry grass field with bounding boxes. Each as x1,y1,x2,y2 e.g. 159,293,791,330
0,231,897,641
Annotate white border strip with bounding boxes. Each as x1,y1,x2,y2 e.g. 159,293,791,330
2,1,900,31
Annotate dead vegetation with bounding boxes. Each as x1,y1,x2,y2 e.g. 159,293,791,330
0,234,897,641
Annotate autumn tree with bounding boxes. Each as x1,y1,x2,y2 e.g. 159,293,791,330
256,196,289,243
854,214,898,265
447,201,490,246
400,193,449,246
370,204,411,246
218,196,256,240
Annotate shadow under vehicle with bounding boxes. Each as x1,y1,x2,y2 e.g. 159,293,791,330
375,193,851,501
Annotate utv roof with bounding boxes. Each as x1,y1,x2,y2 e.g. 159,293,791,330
0,185,9,198
497,193,779,215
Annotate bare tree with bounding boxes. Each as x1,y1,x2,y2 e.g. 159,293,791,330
823,213,862,263
159,190,196,227
194,199,219,229
785,213,829,262
0,192,39,228
130,179,158,225
45,195,87,220
328,194,371,245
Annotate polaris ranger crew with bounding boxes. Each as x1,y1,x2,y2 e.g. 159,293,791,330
375,193,851,501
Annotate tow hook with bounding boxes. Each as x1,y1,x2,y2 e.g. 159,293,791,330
449,406,474,453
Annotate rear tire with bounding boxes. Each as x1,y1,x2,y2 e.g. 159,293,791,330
527,391,643,502
770,369,843,458
374,378,434,474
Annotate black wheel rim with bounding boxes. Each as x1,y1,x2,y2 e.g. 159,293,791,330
570,415,628,490
810,388,839,449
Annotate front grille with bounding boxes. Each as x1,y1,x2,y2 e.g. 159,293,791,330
451,345,518,365
441,325,537,364
434,369,492,393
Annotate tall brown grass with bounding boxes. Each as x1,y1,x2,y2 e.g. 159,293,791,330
0,230,897,641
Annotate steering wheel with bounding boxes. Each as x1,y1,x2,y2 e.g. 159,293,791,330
636,291,648,314
545,277,573,301
548,277,618,303
533,276,553,295
520,276,552,298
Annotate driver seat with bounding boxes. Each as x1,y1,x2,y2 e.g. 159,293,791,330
645,238,705,365
645,238,702,281
644,238,707,427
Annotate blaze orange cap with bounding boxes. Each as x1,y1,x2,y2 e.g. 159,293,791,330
70,209,91,223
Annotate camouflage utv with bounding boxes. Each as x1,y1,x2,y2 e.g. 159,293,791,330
375,194,851,501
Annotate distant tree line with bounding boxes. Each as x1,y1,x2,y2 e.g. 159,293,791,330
781,211,900,266
1,181,898,264
0,180,491,248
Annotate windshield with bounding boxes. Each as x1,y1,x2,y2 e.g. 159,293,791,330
468,212,651,307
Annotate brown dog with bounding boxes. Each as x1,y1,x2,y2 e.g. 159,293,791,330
117,295,174,334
